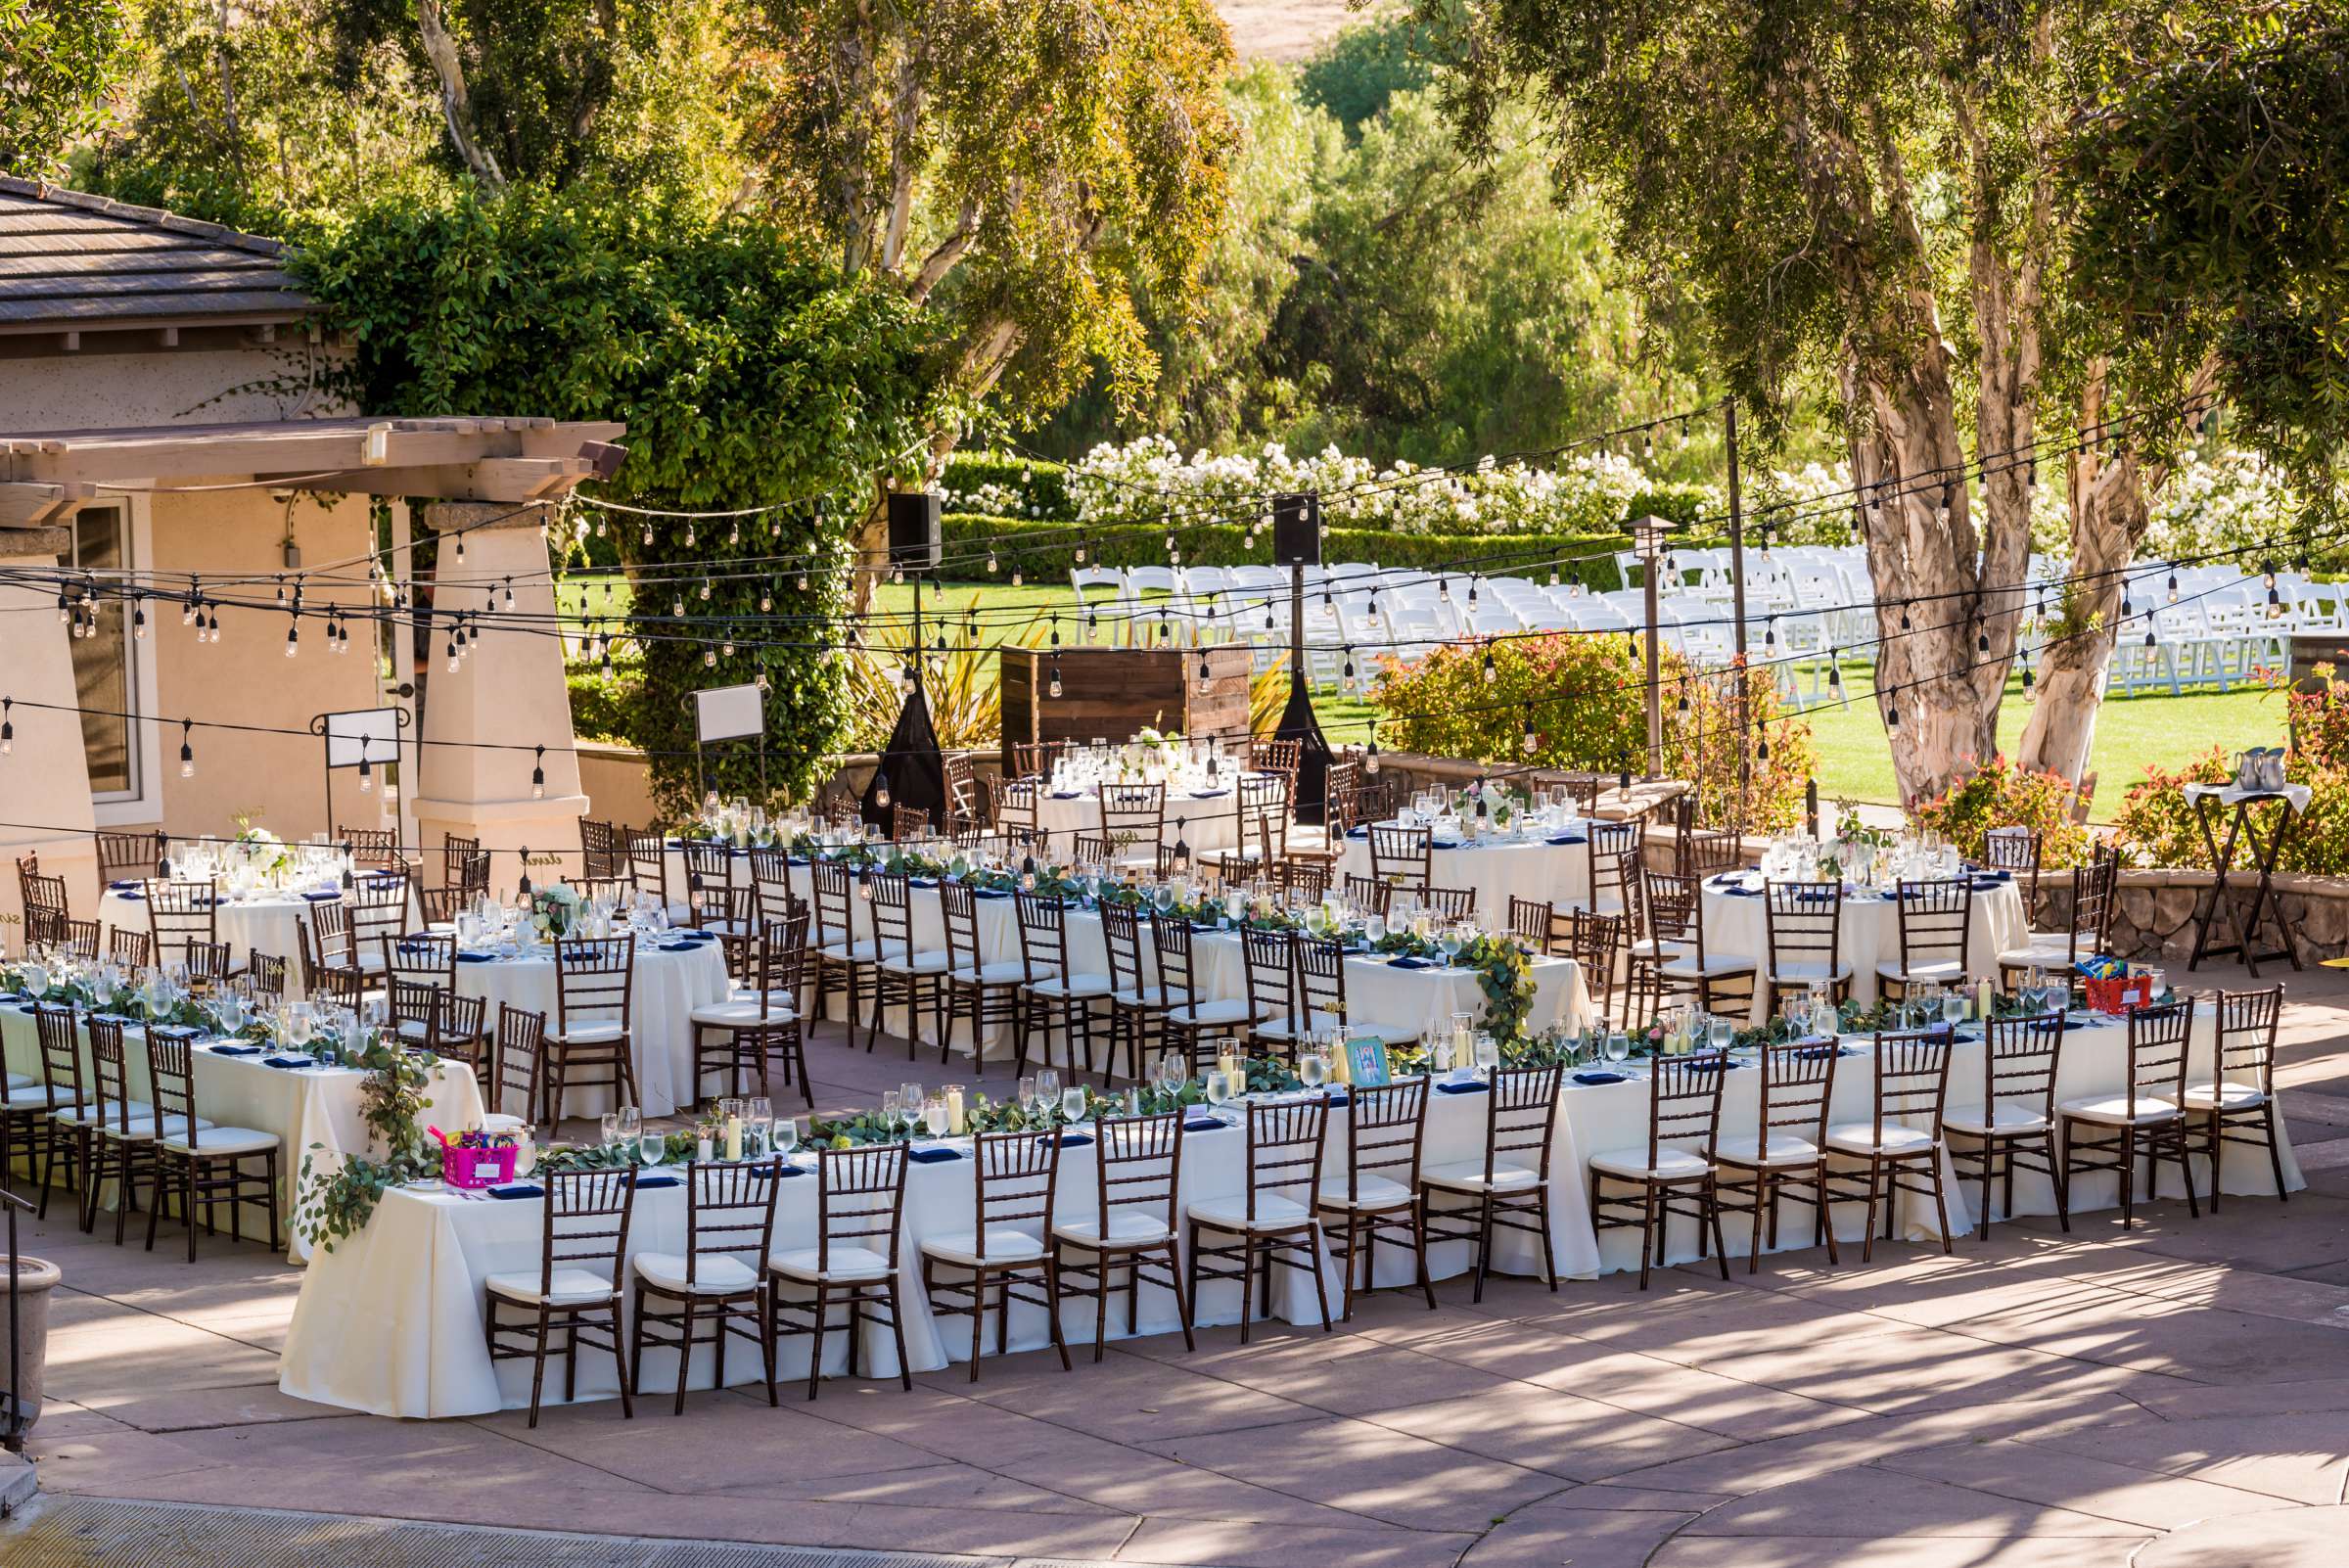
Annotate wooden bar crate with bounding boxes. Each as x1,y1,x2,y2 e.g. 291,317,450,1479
999,646,1255,776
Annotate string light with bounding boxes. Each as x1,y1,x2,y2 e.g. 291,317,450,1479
2,698,15,756
530,745,546,799
356,738,372,793
1197,654,1213,694
284,618,299,659
178,717,195,778
1364,723,1380,773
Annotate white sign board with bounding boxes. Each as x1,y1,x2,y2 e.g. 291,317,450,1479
694,683,764,744
322,708,404,769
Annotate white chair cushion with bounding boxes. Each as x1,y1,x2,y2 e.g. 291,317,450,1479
1662,952,1758,980
2182,1081,2268,1112
51,1098,155,1126
1589,1145,1714,1181
920,1227,1045,1268
1875,957,1964,985
486,1268,617,1306
3,1072,27,1092
769,1243,893,1282
1054,1212,1173,1248
1027,972,1111,999
1714,1133,1823,1169
1188,1192,1313,1230
2,1085,59,1111
1943,1102,2051,1137
820,939,887,963
1316,1173,1415,1210
99,1112,213,1143
2059,1093,2180,1128
1823,1122,1939,1156
729,986,799,1006
161,1126,279,1157
689,998,796,1028
1997,937,2077,969
1114,985,1172,1009
1168,997,1257,1028
551,1020,626,1044
880,950,951,976
633,1251,759,1295
952,960,1027,986
1420,1158,1542,1193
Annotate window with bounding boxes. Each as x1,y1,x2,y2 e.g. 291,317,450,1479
69,507,135,798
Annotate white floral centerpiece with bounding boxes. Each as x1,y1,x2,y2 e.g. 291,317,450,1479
530,884,582,940
1135,726,1184,766
225,812,291,875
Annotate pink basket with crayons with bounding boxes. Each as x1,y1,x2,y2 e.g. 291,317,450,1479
432,1126,521,1189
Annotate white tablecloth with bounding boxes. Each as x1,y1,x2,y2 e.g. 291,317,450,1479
450,940,731,1119
278,1080,1569,1419
279,998,2301,1418
1036,789,1243,855
1337,828,1596,917
97,888,323,981
1699,875,2032,1025
0,1002,482,1264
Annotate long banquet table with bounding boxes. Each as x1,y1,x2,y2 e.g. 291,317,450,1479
277,998,2300,1418
1700,871,2033,1024
0,1001,482,1264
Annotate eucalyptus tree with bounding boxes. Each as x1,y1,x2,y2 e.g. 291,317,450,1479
0,0,133,175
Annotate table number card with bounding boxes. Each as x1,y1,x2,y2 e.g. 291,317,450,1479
1344,1035,1392,1088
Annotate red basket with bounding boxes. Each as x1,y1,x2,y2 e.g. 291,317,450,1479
2084,974,2155,1016
443,1141,519,1189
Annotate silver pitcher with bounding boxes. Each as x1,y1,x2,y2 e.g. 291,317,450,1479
2233,746,2286,793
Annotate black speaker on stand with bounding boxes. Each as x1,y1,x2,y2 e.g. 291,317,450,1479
1268,491,1334,824
862,492,948,831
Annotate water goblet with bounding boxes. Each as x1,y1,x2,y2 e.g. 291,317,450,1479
600,1111,621,1150
638,1127,664,1167
774,1117,801,1158
1060,1084,1087,1124
747,1095,773,1157
1035,1067,1061,1121
1298,1048,1326,1089
1203,1069,1230,1108
1604,1028,1631,1066
1473,1030,1500,1080
619,1106,641,1150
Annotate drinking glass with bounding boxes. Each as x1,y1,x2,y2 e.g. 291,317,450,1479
1035,1067,1061,1120
638,1128,663,1167
774,1117,801,1158
1604,1029,1631,1066
288,1001,316,1049
1473,1031,1500,1080
923,1096,950,1140
1364,912,1387,944
1017,1076,1037,1122
1707,1012,1734,1052
1203,1069,1230,1108
747,1095,773,1158
900,1082,925,1135
1941,988,1968,1029
1060,1084,1087,1124
619,1106,641,1149
601,1111,620,1149
1299,1049,1326,1089
881,1089,901,1133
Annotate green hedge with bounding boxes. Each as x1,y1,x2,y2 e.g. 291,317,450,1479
941,513,1655,588
940,451,1074,519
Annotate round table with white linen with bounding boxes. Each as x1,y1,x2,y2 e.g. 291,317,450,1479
1036,787,1244,855
448,935,731,1119
97,886,334,981
1337,825,1596,919
1698,872,2032,1025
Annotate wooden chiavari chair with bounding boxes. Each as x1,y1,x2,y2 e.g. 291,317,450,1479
944,753,983,833
1981,824,2043,915
991,775,1044,842
1185,1096,1334,1343
347,871,410,975
1715,1039,1840,1270
627,830,685,922
303,952,369,1011
244,949,287,1005
870,870,948,1060
304,899,357,972
678,840,740,932
579,818,625,884
1946,1010,2068,1238
1996,849,2118,985
766,1144,913,1402
1583,819,1643,917
1560,907,1626,1020
1009,740,1065,780
1013,890,1107,1079
108,927,151,969
492,1003,548,1123
1316,1078,1434,1317
1878,876,1974,1001
1507,896,1557,954
2057,999,2198,1231
1677,824,1744,878
144,877,217,968
1589,1053,1729,1289
1291,759,1359,867
889,803,931,842
1290,933,1417,1051
1213,772,1289,881
1097,783,1166,870
95,830,164,887
1423,1062,1566,1299
1248,736,1301,787
58,918,101,961
748,846,801,932
1342,872,1393,916
1150,909,1258,1073
689,909,806,1106
1825,1026,1958,1260
1634,867,1755,1015
31,1002,99,1222
940,880,1023,1068
86,1014,207,1245
384,932,489,1071
2190,985,2289,1207
1423,884,1477,922
1051,1109,1192,1360
920,1130,1072,1380
546,936,640,1128
808,859,877,1054
20,868,69,950
1763,879,1852,1014
440,834,486,899
486,1167,638,1426
1238,926,1302,1064
145,1030,281,1262
1367,823,1431,894
184,940,234,992
1100,899,1167,1084
630,1159,781,1414
338,826,402,873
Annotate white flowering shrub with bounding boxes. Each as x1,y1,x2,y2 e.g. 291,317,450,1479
2143,446,2301,565
1064,436,1719,536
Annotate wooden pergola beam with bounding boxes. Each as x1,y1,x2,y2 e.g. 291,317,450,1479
255,456,595,502
0,481,95,529
0,417,623,486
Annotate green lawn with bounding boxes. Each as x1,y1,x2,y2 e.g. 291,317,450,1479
563,574,2280,815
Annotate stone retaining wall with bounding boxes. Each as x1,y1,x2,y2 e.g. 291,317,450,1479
2036,867,2349,966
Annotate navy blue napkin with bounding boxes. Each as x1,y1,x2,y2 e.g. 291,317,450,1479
910,877,939,888
1717,884,1762,898
109,879,143,892
455,951,497,963
1183,1116,1229,1133
262,1055,315,1070
1050,791,1083,800
787,854,809,866
675,929,718,942
1436,1079,1490,1094
1320,1089,1351,1106
151,1025,204,1041
1431,841,1463,851
1347,825,1369,839
1190,789,1231,799
657,942,697,952
301,890,340,902
906,1145,964,1164
1387,955,1433,970
207,1042,264,1057
1057,1131,1095,1148
486,1182,544,1200
1546,834,1589,847
635,1172,683,1188
113,891,144,901
1572,1070,1628,1084
973,888,1011,899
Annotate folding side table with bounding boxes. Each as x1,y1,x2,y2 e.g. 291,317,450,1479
2184,782,2308,977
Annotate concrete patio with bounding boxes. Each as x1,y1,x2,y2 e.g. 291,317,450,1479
8,959,2349,1567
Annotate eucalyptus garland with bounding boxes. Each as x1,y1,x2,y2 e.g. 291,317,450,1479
293,1035,441,1254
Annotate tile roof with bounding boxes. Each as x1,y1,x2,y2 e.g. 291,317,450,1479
0,175,313,332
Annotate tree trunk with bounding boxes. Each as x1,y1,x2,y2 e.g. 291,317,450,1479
2016,442,2143,788
416,0,505,189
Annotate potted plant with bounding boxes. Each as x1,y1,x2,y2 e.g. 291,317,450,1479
2,1195,59,1444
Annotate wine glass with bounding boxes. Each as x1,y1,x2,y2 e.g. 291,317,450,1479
1035,1067,1061,1122
619,1106,641,1151
899,1081,924,1135
774,1116,801,1158
1203,1068,1230,1109
600,1111,621,1150
1060,1084,1087,1124
1157,1050,1186,1097
1017,1075,1037,1124
638,1126,664,1167
1604,1028,1631,1066
1299,1048,1326,1090
747,1095,773,1158
881,1088,901,1135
